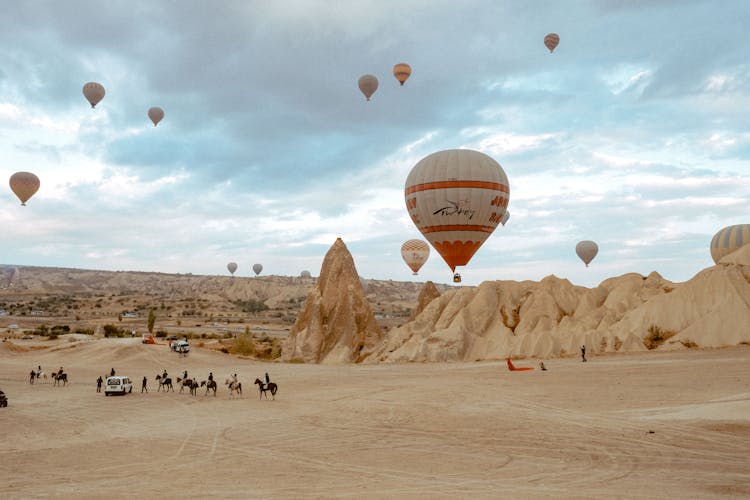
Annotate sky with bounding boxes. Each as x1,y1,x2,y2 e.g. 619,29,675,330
1,0,749,287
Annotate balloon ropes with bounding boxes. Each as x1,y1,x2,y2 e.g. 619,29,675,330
405,149,509,282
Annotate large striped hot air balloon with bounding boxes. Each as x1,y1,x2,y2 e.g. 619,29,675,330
575,240,598,267
405,149,509,281
401,239,430,275
544,33,560,53
358,74,378,101
9,172,40,206
710,224,750,264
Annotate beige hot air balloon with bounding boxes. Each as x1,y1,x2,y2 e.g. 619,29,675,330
710,224,750,263
575,240,598,267
500,211,510,226
358,74,379,101
148,107,164,126
405,149,509,281
252,263,263,276
82,82,105,108
227,262,238,276
9,172,40,206
401,239,430,275
544,33,560,53
393,63,412,86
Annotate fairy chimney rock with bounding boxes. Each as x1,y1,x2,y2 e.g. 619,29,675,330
282,238,383,363
412,280,441,319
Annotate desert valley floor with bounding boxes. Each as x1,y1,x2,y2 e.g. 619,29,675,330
1,338,749,499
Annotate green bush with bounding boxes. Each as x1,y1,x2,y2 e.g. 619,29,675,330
231,334,255,356
644,324,676,350
103,324,125,338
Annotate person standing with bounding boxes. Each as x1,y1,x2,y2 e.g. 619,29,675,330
581,345,587,362
96,376,103,393
141,376,148,393
30,369,36,385
110,367,115,377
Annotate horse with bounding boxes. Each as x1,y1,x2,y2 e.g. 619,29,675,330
200,380,217,396
52,372,68,387
225,378,242,398
254,378,278,400
155,374,174,392
176,377,195,394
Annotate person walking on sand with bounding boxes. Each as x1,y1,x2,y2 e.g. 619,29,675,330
30,369,36,384
581,345,587,362
96,376,103,393
141,376,148,393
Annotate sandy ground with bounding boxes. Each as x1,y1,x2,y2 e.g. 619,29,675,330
1,337,749,499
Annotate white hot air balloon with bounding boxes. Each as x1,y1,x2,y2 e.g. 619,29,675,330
82,82,105,108
252,263,263,276
710,224,750,264
227,262,238,276
401,239,430,275
148,107,164,126
405,149,509,282
575,240,598,267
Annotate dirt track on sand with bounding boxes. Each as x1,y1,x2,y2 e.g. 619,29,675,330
1,338,749,499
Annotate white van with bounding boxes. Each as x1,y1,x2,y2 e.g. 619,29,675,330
171,340,190,353
105,376,133,396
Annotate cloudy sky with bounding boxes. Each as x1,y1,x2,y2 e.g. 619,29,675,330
1,0,748,287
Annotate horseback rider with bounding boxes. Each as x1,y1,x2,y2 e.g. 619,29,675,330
265,372,270,385
183,370,188,380
58,367,64,377
208,372,214,382
162,369,168,379
37,365,42,378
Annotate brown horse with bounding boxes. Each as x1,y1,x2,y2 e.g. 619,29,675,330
254,378,278,400
52,372,68,387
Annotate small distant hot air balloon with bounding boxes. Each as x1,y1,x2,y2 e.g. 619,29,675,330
710,224,750,263
358,74,379,101
252,263,263,276
544,33,560,53
82,82,105,108
401,239,430,275
148,107,164,126
393,63,412,86
500,211,510,226
576,240,598,267
405,149,509,282
300,270,312,279
227,262,238,276
9,172,40,206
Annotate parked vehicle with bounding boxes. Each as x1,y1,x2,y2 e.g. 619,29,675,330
104,376,133,396
170,340,190,354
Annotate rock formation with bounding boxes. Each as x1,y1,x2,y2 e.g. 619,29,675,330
411,281,441,319
282,238,383,363
369,258,750,362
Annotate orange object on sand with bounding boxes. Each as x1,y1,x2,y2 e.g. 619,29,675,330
506,357,534,371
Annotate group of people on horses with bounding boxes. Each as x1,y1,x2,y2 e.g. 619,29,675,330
29,365,65,385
